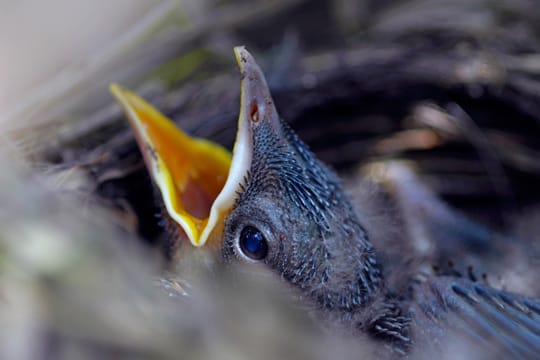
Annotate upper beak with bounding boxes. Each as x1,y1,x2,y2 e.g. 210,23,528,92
110,46,273,248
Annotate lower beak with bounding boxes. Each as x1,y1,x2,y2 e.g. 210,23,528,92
110,46,261,248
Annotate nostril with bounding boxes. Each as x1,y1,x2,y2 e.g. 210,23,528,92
250,102,260,122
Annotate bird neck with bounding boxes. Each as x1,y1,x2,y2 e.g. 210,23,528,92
316,219,383,313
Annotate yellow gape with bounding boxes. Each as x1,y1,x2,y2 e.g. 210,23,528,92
110,46,257,248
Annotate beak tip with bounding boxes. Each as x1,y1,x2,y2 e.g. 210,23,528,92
109,83,126,101
234,46,259,76
233,45,248,65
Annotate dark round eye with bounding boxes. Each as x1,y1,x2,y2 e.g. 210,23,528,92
239,226,268,260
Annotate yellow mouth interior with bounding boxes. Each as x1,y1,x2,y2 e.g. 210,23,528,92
111,46,262,248
110,84,231,247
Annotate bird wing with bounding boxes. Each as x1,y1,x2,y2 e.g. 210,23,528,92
411,276,540,359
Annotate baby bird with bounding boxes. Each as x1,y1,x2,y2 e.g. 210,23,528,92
111,47,540,358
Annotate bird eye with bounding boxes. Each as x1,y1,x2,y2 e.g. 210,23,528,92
239,226,268,260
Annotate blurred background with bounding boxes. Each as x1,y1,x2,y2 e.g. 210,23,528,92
0,1,158,116
1,0,540,359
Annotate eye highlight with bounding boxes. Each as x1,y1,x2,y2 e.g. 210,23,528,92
239,226,268,260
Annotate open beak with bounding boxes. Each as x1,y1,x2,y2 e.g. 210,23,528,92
110,46,270,248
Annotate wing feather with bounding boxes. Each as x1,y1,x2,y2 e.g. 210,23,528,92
412,277,540,359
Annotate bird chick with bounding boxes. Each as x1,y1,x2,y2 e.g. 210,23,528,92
112,47,540,358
